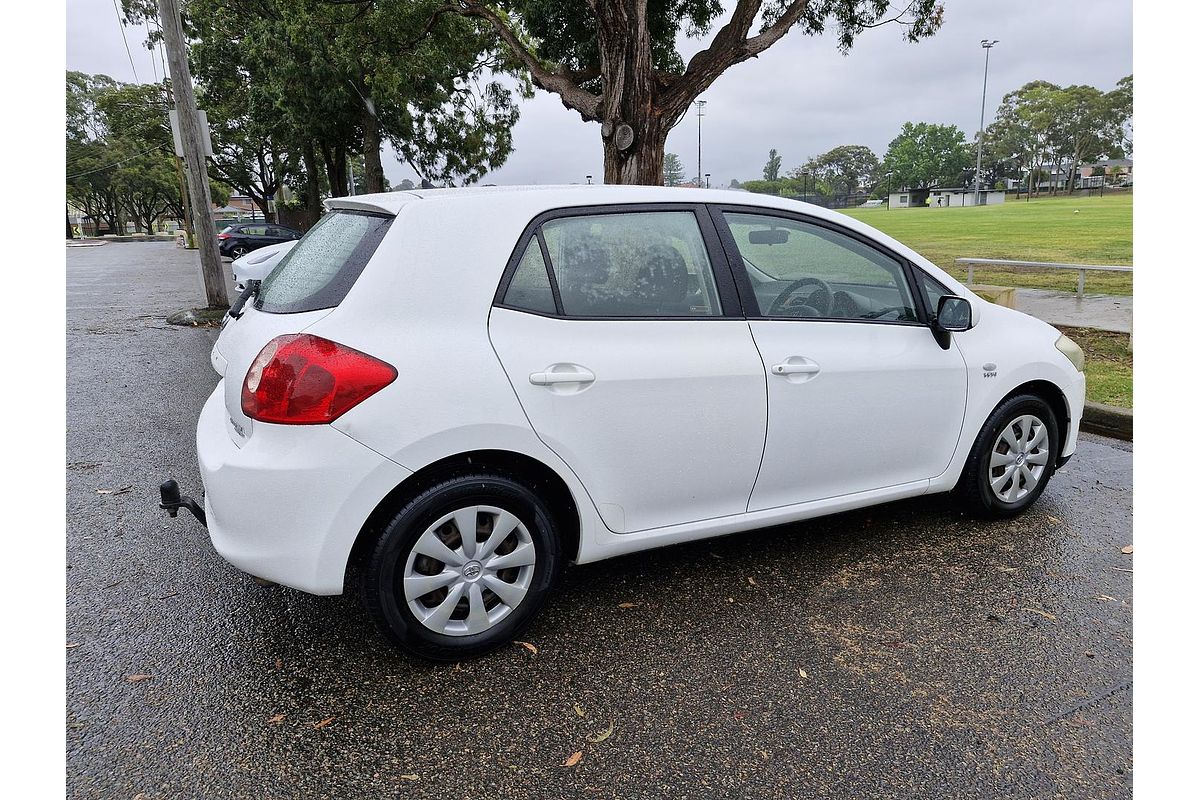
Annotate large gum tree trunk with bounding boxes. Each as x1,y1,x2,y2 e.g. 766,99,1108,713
596,0,669,186
362,98,386,194
603,118,667,184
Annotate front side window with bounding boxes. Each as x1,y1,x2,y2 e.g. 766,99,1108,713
723,212,917,322
530,211,721,318
916,270,952,318
256,210,392,314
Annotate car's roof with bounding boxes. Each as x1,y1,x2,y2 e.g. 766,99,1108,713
324,184,828,218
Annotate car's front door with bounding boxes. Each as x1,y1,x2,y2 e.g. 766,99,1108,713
488,206,767,533
714,208,968,511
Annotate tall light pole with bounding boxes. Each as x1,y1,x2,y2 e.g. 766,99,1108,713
974,39,999,207
695,100,706,187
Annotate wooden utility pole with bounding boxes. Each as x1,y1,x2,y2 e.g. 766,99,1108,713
157,0,228,308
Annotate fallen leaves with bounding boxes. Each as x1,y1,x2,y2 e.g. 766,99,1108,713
1096,594,1119,602
1120,545,1133,555
125,674,153,683
313,716,335,730
797,668,808,679
1022,607,1057,622
267,714,287,724
1047,516,1061,524
616,602,639,609
96,485,132,496
399,774,419,781
585,722,615,744
747,576,758,587
563,751,583,768
66,642,80,649
515,641,538,656
573,704,586,718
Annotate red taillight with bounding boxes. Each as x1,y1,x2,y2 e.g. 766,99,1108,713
241,334,397,424
218,233,230,239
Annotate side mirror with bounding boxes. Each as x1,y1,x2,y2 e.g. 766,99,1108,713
936,295,972,331
931,295,972,349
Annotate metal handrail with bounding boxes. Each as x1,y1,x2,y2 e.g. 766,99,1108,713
955,257,1133,296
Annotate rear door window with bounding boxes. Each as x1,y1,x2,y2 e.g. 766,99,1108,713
537,211,722,317
256,210,392,314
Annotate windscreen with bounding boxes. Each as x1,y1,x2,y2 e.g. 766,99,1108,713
255,210,392,314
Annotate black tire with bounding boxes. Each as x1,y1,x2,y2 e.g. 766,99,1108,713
230,244,248,259
362,473,563,661
954,394,1060,518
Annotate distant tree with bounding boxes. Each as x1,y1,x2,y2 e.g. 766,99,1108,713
881,122,971,190
763,148,783,181
663,152,685,186
803,144,880,195
1054,76,1131,193
398,178,416,190
740,179,782,196
980,76,1130,196
728,178,742,189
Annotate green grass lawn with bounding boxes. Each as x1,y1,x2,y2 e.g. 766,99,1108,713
841,194,1133,295
1055,326,1133,408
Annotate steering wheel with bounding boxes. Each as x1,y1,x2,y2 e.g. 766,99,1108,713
769,277,833,317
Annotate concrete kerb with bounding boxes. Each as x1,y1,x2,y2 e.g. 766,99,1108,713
1081,402,1132,441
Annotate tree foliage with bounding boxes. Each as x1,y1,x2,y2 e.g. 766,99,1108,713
980,76,1131,195
881,121,971,190
448,1,945,184
762,148,782,181
801,144,879,195
663,152,685,186
66,72,194,234
120,0,525,215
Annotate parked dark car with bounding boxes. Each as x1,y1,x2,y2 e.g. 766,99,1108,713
217,223,302,259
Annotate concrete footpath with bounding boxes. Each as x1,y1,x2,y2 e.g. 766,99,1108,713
1014,289,1131,334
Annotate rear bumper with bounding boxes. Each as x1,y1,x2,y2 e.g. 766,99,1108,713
196,385,412,595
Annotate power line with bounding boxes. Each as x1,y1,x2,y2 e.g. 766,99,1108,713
112,0,140,83
66,142,170,180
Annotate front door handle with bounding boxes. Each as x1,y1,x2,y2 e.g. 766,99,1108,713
771,360,820,376
529,366,596,386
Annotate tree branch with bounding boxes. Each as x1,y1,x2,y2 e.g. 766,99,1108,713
453,1,601,120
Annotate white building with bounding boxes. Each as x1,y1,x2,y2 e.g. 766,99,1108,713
888,188,1005,208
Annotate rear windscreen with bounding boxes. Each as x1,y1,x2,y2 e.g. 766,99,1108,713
255,210,393,314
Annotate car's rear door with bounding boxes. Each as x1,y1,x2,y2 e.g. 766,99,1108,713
713,207,968,511
488,205,766,534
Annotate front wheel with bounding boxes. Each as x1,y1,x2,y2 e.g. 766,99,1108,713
230,244,248,259
955,394,1060,518
362,474,562,661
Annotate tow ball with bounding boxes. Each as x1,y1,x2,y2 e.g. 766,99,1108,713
159,479,207,527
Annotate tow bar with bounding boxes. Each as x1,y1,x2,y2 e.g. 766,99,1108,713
159,479,207,527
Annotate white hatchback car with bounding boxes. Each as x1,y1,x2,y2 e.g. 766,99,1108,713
171,186,1085,660
230,239,298,293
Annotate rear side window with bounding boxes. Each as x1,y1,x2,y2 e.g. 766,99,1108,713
256,210,392,314
504,241,557,314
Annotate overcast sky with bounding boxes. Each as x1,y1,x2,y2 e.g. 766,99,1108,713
67,0,1132,187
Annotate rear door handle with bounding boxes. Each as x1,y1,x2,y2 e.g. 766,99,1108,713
529,366,596,386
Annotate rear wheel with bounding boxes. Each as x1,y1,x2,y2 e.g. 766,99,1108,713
362,474,562,661
955,394,1060,518
230,244,248,259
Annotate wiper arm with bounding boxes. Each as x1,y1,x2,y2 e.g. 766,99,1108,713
227,279,261,320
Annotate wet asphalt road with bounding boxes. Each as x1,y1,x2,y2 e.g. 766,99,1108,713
67,243,1132,799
